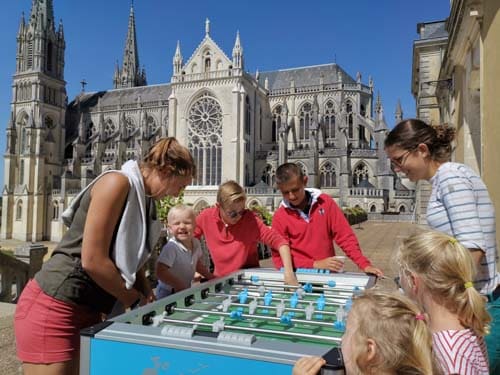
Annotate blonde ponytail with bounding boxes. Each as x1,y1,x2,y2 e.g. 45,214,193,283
397,230,491,336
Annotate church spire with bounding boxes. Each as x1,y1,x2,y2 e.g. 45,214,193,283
114,3,146,88
232,30,244,70
173,40,183,76
395,99,403,122
29,0,55,30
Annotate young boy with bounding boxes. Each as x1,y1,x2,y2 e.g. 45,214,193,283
156,204,213,299
271,162,383,277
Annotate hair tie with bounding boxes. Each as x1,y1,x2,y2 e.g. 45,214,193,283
464,281,474,289
449,238,458,245
415,313,425,321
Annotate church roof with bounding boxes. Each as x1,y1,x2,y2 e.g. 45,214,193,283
68,84,172,110
257,63,356,90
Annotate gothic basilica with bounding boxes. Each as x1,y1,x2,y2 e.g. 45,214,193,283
1,1,415,241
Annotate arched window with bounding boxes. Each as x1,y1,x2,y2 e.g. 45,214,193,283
147,116,158,138
45,116,55,130
194,200,210,214
324,101,336,139
320,162,336,187
16,200,23,220
188,93,223,185
19,160,25,185
84,143,92,158
21,128,27,152
353,163,369,186
102,140,118,162
47,41,53,72
85,122,94,141
299,103,312,140
360,104,366,117
27,34,33,69
399,205,406,213
52,200,59,220
125,117,135,138
346,101,353,138
204,58,211,72
272,105,282,143
245,96,251,135
370,205,376,212
261,164,275,187
104,118,115,139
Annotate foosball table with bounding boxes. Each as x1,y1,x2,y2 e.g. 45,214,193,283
80,268,376,374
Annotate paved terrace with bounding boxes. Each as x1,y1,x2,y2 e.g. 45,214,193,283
0,220,422,374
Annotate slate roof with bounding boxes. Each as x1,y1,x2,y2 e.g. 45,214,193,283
256,63,356,90
417,20,448,40
71,83,173,109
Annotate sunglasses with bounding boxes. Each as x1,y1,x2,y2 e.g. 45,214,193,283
394,276,402,289
226,209,247,219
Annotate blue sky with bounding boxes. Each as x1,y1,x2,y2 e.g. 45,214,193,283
0,0,450,189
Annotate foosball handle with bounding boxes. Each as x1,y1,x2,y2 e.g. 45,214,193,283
321,347,345,372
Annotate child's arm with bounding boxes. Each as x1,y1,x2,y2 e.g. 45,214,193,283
277,244,299,286
196,259,214,281
156,262,190,293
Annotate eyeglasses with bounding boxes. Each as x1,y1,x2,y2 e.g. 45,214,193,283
226,209,247,219
390,149,413,169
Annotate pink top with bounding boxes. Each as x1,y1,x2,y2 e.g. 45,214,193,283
433,329,489,375
194,207,288,277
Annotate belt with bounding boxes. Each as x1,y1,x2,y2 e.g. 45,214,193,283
487,284,500,303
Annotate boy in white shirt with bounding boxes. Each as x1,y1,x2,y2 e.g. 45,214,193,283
156,205,213,299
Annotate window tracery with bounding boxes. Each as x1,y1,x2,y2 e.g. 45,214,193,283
320,162,336,187
188,93,223,185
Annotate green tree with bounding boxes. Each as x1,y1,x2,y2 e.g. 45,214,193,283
156,191,185,224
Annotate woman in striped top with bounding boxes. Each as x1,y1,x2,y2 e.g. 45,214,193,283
385,119,499,372
397,230,491,375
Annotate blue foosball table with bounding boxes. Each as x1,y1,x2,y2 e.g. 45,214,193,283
80,268,376,374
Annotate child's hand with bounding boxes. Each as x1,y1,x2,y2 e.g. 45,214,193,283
292,356,326,375
363,265,384,278
284,271,299,287
313,257,344,272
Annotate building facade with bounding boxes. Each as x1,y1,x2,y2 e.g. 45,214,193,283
2,1,414,241
435,0,500,250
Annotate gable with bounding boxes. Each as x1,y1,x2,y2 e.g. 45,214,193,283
183,36,232,74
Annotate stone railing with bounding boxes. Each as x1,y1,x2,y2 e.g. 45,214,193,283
171,69,237,83
349,187,384,197
368,212,415,222
0,243,47,302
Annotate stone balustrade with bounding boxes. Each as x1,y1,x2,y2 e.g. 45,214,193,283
0,243,47,302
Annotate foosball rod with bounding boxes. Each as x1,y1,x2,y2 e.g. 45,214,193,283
173,307,339,329
231,283,354,299
161,317,342,343
208,292,347,307
240,276,365,289
236,279,363,294
227,301,338,317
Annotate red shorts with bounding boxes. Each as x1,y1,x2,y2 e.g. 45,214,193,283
14,279,101,364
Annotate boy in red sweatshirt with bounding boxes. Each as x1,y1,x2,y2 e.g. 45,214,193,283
271,163,383,277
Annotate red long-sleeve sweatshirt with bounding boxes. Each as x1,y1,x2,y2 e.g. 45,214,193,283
271,189,371,270
195,206,288,277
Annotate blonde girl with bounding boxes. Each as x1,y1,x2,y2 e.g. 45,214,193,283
397,230,490,374
293,289,438,375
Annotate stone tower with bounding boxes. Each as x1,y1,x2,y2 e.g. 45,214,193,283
1,0,66,240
